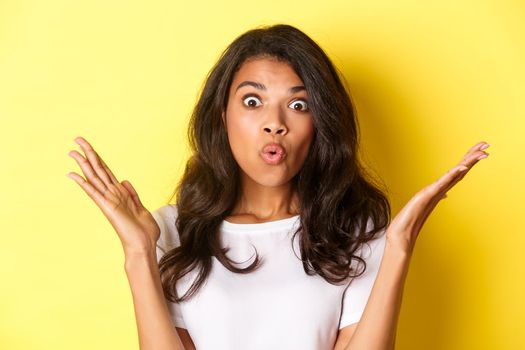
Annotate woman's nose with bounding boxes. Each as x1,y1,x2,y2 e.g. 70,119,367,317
262,107,288,135
263,125,287,135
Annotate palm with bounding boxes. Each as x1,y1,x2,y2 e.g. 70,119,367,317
386,141,490,254
67,137,160,254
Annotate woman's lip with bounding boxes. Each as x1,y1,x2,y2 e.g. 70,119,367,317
262,142,286,155
260,142,286,165
260,151,286,165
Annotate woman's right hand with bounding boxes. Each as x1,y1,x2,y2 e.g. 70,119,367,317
67,136,160,257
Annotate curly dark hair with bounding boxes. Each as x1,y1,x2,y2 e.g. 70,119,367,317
158,23,391,303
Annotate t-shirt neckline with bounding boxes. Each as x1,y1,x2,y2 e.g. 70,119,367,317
220,214,300,232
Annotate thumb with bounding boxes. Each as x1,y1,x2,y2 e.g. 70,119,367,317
121,180,145,210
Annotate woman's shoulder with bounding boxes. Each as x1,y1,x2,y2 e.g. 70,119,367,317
151,203,178,221
355,216,387,259
151,203,180,252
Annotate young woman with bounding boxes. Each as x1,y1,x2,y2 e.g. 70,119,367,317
67,24,489,350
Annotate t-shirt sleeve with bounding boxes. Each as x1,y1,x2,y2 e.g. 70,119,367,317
151,204,188,329
338,220,387,329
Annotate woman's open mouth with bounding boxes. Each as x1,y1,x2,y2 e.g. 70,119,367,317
260,143,286,165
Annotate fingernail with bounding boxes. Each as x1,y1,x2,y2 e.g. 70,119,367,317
478,154,488,159
480,143,490,150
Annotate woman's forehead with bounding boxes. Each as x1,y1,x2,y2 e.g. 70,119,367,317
231,58,303,89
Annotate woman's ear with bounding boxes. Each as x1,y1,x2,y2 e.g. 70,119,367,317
222,111,227,129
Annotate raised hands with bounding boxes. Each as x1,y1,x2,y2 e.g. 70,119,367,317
67,137,160,257
385,141,490,255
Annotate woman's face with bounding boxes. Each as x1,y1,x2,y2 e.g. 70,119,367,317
223,56,315,188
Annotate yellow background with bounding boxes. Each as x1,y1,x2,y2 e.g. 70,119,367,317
1,0,523,349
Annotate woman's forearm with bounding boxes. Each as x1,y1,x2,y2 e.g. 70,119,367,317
344,238,412,350
124,249,186,350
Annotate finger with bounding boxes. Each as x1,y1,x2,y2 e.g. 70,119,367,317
464,141,489,157
436,165,469,193
447,154,482,186
417,164,470,230
121,180,145,210
68,150,108,194
99,156,119,185
417,166,467,215
423,148,488,210
409,142,490,234
431,163,467,187
459,141,489,167
445,142,490,186
460,151,488,168
74,137,113,188
411,171,459,233
413,199,437,234
67,171,107,206
457,150,489,176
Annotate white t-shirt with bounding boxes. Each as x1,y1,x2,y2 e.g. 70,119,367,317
152,204,386,350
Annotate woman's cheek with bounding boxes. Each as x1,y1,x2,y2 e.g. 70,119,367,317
227,118,256,164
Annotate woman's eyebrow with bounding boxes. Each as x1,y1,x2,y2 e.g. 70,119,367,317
235,80,306,94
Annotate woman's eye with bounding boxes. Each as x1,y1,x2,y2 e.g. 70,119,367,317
289,100,309,112
243,96,263,108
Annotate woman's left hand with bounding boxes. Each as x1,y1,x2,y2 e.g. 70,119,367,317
385,141,490,255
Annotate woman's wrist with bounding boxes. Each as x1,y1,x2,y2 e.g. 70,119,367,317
124,245,157,272
385,230,415,258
